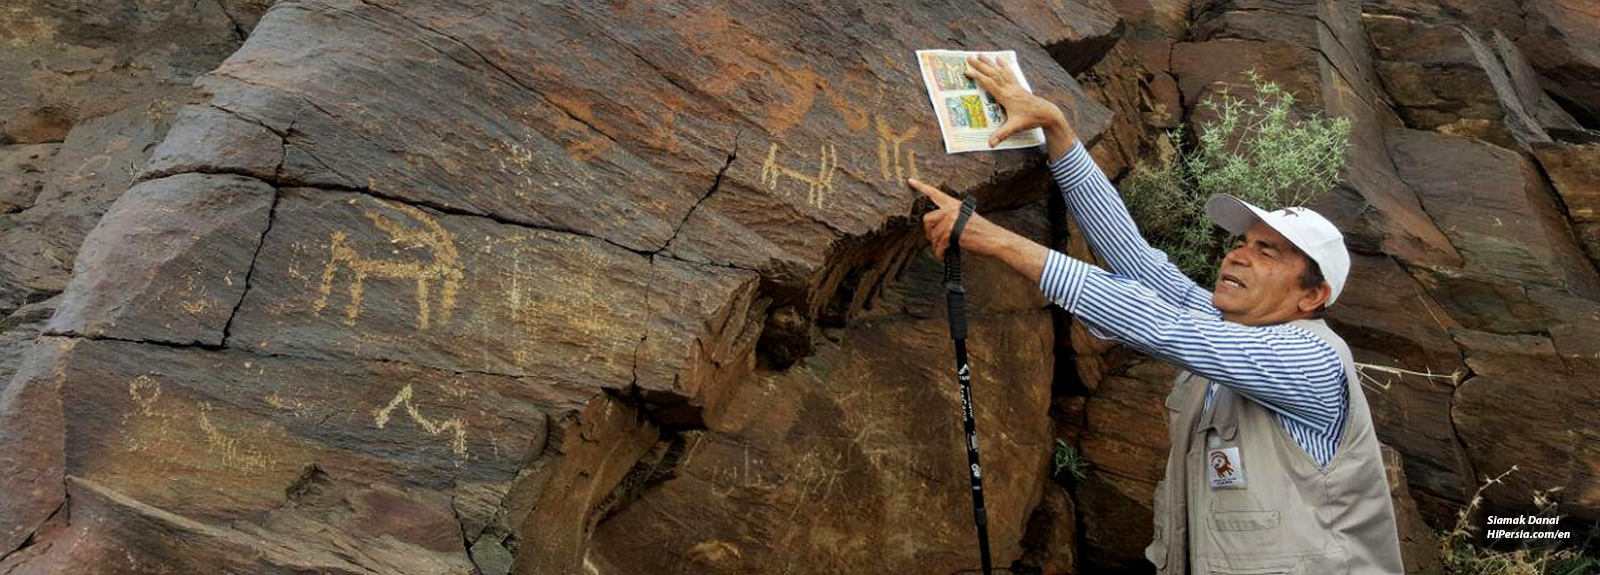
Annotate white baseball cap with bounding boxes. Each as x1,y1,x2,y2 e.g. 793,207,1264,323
1204,194,1351,306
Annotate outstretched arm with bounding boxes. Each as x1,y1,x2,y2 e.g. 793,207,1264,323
1038,249,1345,433
962,54,1214,314
911,180,1344,435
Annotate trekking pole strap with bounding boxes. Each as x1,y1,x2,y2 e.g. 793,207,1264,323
943,196,978,341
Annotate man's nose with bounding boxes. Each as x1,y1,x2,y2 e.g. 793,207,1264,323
1223,247,1249,267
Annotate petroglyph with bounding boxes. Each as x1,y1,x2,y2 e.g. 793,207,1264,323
875,117,920,182
497,139,540,189
784,449,847,521
122,375,274,470
312,201,463,329
710,444,780,499
128,375,162,417
760,143,837,209
196,402,273,471
374,383,469,459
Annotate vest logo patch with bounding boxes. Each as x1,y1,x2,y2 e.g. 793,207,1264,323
1207,446,1246,489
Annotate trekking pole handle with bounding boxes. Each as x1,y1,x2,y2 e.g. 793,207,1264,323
943,196,978,340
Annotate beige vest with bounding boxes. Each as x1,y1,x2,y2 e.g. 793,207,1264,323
1143,319,1403,574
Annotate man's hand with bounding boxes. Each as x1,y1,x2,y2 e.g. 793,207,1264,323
911,178,985,261
965,54,1079,160
908,178,1047,283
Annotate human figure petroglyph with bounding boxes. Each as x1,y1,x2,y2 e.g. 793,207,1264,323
128,374,162,417
760,143,837,209
876,117,920,182
374,383,468,459
313,201,463,329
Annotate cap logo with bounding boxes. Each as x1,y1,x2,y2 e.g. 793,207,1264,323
1278,208,1299,217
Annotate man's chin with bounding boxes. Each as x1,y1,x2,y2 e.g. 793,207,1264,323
1211,293,1242,316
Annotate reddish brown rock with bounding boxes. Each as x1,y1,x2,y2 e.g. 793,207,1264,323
1517,0,1600,125
1362,0,1600,126
223,187,761,424
1079,359,1176,484
46,174,275,346
1077,469,1157,573
1389,129,1600,336
1532,142,1600,265
1080,42,1182,181
985,0,1124,76
1016,485,1079,574
1381,443,1446,575
0,334,643,574
0,145,54,214
0,105,178,315
1451,330,1600,522
0,0,266,319
1075,358,1176,571
1364,13,1582,150
587,312,1055,574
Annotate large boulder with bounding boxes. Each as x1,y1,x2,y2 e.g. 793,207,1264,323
1075,358,1177,572
1361,0,1600,127
1365,14,1585,150
1380,444,1446,575
585,201,1057,573
1451,328,1600,522
588,312,1054,573
1388,128,1600,330
0,0,275,376
0,0,1116,572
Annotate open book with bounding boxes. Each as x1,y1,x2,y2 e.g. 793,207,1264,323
916,49,1047,154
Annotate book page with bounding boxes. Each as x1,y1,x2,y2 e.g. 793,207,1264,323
916,49,1046,154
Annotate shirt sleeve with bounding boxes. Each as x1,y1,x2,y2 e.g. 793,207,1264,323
1039,249,1347,434
1049,141,1217,315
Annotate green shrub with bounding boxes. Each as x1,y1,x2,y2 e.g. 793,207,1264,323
1122,70,1352,285
1052,439,1087,483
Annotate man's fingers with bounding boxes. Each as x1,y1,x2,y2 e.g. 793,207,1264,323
907,178,960,209
968,55,999,80
963,56,995,87
988,119,1023,148
965,66,997,92
984,55,1018,85
974,55,1013,88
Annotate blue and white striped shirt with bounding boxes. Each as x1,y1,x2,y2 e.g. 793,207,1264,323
1039,141,1349,467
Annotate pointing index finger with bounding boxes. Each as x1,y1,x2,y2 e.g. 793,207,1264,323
907,178,960,208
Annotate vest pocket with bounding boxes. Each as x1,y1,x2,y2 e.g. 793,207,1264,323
1210,510,1279,531
1205,564,1296,575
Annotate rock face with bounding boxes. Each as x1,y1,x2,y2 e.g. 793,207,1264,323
1,0,1119,573
0,0,276,351
4,0,1599,573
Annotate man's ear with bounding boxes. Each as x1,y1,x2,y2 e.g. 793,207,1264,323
1297,282,1332,314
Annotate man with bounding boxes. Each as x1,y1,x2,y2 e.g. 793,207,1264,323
910,55,1403,574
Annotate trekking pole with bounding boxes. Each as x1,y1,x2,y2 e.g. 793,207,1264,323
942,195,992,574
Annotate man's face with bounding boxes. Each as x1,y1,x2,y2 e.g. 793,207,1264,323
1211,221,1326,325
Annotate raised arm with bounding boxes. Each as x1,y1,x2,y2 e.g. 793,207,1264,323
960,54,1214,313
1050,141,1215,314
